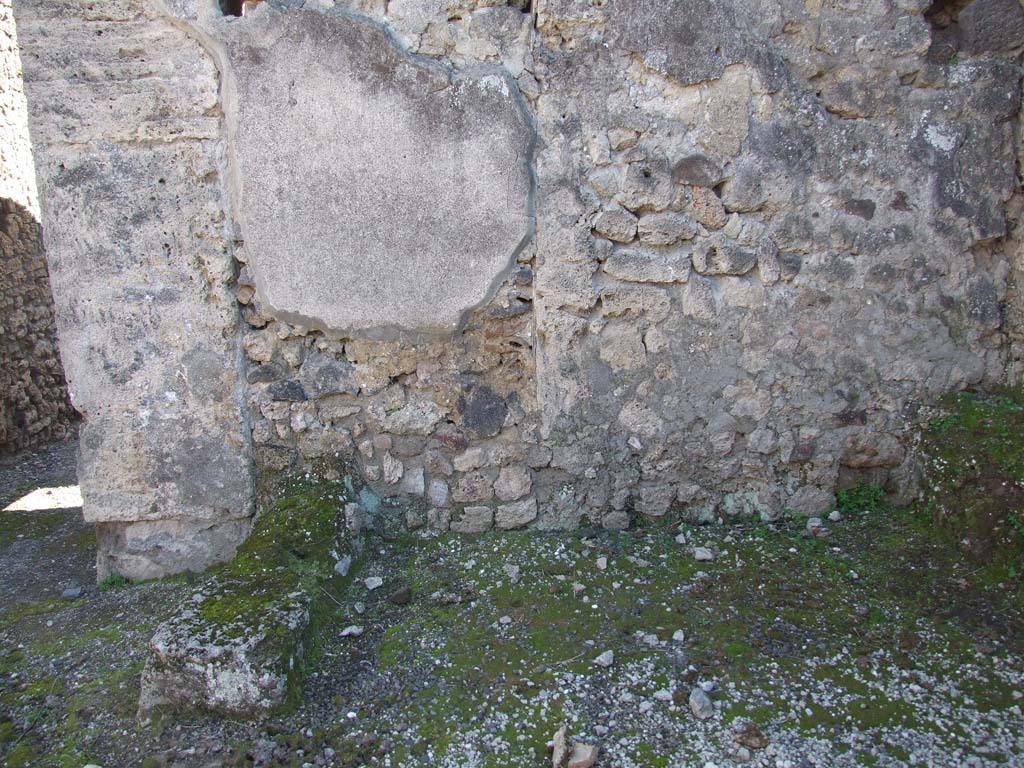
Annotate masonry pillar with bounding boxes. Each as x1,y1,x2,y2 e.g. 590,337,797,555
13,0,255,580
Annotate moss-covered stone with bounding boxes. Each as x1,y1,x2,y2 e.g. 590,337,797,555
138,476,360,717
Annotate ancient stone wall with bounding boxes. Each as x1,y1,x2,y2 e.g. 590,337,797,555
11,0,1024,577
0,1,74,454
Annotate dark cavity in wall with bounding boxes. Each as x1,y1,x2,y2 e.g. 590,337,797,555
219,0,244,17
924,0,970,62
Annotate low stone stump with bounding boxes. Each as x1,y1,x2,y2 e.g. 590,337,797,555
139,479,359,717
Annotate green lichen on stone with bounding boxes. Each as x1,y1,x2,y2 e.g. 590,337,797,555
141,472,361,716
197,475,348,631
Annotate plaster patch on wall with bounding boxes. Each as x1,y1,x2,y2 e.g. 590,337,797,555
219,5,535,338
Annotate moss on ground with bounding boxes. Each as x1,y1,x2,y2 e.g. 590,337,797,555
920,387,1024,571
0,509,69,550
365,496,1022,767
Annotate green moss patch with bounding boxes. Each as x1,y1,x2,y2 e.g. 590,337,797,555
920,387,1024,571
352,501,1023,767
140,475,361,717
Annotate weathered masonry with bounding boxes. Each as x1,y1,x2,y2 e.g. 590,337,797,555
9,0,1024,579
0,2,74,454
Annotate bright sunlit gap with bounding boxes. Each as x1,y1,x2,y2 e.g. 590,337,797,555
3,485,83,512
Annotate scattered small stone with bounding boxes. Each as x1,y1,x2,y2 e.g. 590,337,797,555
689,687,714,720
828,510,842,523
730,746,752,763
638,700,654,714
550,725,568,767
806,517,830,537
354,601,366,614
672,629,686,643
567,742,599,768
498,615,512,625
388,585,412,605
694,547,715,561
334,555,352,576
61,586,83,599
734,721,769,749
364,577,384,591
594,725,609,736
504,564,522,583
593,650,614,668
653,689,672,702
340,625,364,638
596,556,607,571
674,533,687,545
642,633,660,647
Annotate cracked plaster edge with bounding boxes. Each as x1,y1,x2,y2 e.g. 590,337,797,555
158,0,539,344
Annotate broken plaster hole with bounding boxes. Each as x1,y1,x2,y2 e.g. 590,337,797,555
219,0,244,17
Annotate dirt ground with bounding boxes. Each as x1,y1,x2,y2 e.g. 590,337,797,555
1,438,1022,768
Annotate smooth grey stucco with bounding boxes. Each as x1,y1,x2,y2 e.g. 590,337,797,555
220,6,535,337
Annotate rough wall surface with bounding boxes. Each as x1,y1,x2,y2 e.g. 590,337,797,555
12,0,1024,573
0,1,74,454
16,0,255,578
532,0,1023,523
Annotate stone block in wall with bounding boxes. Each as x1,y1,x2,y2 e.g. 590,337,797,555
495,498,537,529
451,505,493,534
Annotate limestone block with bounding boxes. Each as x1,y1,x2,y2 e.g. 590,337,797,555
494,465,532,501
602,249,691,284
637,212,698,246
592,208,638,243
96,518,251,583
382,397,446,436
495,498,538,529
672,154,723,188
451,505,494,533
298,352,358,398
693,237,757,276
959,0,1024,53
